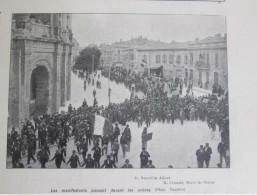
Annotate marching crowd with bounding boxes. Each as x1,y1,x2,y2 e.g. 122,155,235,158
7,99,154,169
8,67,230,168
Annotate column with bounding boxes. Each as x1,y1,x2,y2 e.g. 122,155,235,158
52,43,61,113
66,45,72,101
60,44,67,107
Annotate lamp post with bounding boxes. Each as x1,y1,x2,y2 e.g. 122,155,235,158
108,67,111,105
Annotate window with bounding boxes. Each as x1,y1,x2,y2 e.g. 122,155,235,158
215,53,218,67
189,69,194,80
185,69,188,78
176,55,181,65
207,54,209,65
214,72,219,84
143,55,147,63
162,55,167,63
199,54,204,61
206,72,209,83
199,71,202,83
169,55,173,64
184,55,188,65
131,54,134,60
190,53,193,65
156,55,161,63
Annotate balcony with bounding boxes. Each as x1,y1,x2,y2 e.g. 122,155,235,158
195,61,210,70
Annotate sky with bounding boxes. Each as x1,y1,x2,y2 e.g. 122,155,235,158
72,14,226,46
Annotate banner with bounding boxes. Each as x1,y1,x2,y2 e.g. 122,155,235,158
142,132,153,142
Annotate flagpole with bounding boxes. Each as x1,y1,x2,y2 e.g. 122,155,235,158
92,54,94,76
148,52,151,77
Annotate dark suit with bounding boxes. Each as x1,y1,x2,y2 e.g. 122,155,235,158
204,146,212,168
67,154,80,168
196,149,205,168
101,159,117,168
218,142,227,165
81,158,95,168
92,146,101,168
51,153,65,168
140,151,150,168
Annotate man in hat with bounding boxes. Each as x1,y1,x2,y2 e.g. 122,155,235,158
10,127,18,145
81,154,95,168
68,104,73,113
51,150,66,168
37,146,50,168
196,145,205,168
140,147,150,168
85,124,92,146
33,114,40,130
80,138,88,162
101,155,117,168
92,143,101,168
141,127,148,150
218,140,227,167
67,150,81,168
112,138,120,162
204,143,212,168
120,133,128,157
123,124,131,152
113,123,120,139
59,135,68,157
27,138,36,165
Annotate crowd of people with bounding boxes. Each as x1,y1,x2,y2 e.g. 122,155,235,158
8,67,230,168
8,97,142,169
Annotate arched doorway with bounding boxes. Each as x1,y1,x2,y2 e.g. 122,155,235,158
29,66,49,116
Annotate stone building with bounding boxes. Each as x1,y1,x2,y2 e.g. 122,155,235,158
121,34,228,89
8,14,73,128
99,43,113,67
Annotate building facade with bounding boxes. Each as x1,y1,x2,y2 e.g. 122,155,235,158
120,35,228,89
9,14,73,128
99,43,114,67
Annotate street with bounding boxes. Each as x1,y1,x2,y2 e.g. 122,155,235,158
7,71,222,169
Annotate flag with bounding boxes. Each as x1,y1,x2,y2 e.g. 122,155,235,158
142,132,153,142
88,113,113,136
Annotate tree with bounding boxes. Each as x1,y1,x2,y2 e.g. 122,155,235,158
73,46,101,73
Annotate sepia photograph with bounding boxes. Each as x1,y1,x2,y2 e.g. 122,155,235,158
7,13,229,169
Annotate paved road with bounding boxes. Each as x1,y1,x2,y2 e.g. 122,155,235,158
7,72,222,169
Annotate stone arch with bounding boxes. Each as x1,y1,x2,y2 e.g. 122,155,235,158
28,59,53,116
